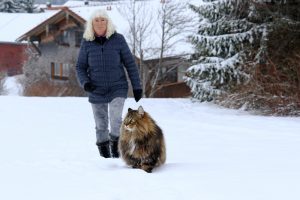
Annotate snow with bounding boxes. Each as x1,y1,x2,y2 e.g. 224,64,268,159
0,96,300,200
2,75,23,95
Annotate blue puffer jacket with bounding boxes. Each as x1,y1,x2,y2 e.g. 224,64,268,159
76,33,142,103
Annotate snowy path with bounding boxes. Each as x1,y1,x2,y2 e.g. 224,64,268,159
0,97,299,200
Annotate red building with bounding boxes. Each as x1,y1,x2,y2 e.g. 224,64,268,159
0,42,29,76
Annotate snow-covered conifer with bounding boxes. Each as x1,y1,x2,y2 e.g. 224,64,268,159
0,0,21,13
0,0,39,13
184,0,260,102
18,0,39,13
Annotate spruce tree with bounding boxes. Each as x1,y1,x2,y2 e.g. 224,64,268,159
0,0,21,13
18,0,39,13
0,0,39,13
184,0,260,102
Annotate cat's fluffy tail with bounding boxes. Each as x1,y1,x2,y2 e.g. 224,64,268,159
158,139,166,166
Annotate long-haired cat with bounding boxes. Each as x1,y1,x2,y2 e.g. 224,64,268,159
119,106,166,173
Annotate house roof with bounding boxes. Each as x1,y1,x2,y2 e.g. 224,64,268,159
0,10,59,42
16,7,86,42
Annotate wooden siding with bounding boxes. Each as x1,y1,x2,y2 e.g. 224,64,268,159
0,42,29,76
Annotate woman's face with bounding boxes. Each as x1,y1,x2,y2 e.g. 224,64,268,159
92,17,107,36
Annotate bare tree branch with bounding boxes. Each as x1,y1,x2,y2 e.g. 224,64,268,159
149,0,194,97
117,0,154,96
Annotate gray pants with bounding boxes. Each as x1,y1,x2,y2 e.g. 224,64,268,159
91,97,125,145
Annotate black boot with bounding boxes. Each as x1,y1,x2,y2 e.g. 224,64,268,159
110,137,119,158
97,141,111,158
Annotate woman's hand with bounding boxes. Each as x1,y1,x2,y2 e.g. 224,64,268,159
133,89,143,102
84,82,96,92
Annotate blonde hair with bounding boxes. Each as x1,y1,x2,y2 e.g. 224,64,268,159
83,9,116,41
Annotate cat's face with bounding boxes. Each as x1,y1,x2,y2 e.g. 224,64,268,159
123,117,137,131
123,106,145,132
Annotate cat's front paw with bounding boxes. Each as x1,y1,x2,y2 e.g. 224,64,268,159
132,163,141,169
141,165,153,173
129,156,141,168
143,156,157,166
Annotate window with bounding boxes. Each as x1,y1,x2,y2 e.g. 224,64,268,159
75,30,83,47
57,31,70,46
51,62,70,80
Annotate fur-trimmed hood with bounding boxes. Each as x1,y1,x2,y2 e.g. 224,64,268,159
83,9,116,41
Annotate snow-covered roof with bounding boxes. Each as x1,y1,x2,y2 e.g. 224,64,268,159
0,10,59,42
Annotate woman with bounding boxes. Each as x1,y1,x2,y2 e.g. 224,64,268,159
76,9,142,158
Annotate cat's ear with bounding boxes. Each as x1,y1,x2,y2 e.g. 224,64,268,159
138,106,144,116
128,108,133,112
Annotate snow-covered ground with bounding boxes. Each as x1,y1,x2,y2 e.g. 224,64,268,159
0,96,299,200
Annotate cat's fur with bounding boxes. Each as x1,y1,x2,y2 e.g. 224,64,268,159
119,106,166,173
